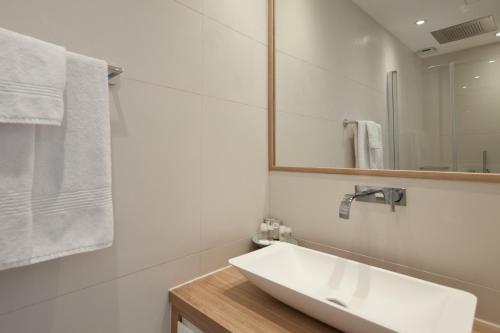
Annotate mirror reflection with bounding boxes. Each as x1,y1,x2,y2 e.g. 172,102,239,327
275,0,500,173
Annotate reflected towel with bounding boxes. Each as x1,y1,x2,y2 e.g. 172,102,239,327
366,121,384,169
354,120,384,169
354,121,369,169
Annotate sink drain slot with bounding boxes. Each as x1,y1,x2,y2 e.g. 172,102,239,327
326,297,348,308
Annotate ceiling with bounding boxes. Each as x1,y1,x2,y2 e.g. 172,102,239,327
352,0,500,57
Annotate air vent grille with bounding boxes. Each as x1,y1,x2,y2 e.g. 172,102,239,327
431,16,497,44
417,47,437,57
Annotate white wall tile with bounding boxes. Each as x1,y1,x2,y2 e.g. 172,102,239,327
275,0,414,92
0,247,118,316
175,0,204,13
203,18,267,108
0,0,204,94
456,108,500,135
276,52,336,121
274,0,422,169
204,0,267,43
201,97,268,249
276,111,342,167
199,238,255,275
111,79,203,275
0,255,200,333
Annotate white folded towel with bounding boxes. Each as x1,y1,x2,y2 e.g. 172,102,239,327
366,121,384,169
0,52,113,270
0,125,35,269
354,121,370,169
0,27,66,125
354,120,384,169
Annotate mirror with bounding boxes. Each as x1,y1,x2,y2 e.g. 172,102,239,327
270,0,500,180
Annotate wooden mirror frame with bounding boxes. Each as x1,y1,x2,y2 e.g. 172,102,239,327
267,0,500,183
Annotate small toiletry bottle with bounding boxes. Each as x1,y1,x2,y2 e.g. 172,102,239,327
263,217,282,241
263,218,273,240
286,227,293,241
259,222,269,240
279,225,286,241
271,221,280,240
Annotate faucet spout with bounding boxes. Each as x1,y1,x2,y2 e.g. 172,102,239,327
338,186,406,220
339,194,356,219
339,189,384,219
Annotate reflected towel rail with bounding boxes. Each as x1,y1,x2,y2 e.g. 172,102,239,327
343,119,357,127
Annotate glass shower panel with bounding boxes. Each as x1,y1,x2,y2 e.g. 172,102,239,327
419,64,454,172
454,59,500,173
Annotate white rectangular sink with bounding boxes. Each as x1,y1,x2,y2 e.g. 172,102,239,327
229,243,477,333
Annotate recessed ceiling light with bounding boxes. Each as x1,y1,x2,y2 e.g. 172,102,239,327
462,85,468,89
496,32,500,37
474,75,481,79
416,20,426,25
489,60,496,63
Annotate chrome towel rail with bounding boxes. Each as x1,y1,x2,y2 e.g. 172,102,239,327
343,119,357,127
107,65,123,81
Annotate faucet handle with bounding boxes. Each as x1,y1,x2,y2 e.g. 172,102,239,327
385,188,405,212
351,185,407,213
389,190,396,212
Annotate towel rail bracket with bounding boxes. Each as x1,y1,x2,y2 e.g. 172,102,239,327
107,65,123,84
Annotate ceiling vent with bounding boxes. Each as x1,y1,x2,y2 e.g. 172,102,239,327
417,47,438,57
431,16,497,44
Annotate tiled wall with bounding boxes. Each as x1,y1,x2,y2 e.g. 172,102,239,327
0,0,268,332
269,171,500,324
274,0,425,170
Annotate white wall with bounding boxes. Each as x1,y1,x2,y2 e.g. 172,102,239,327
269,172,500,324
274,0,425,170
0,1,268,332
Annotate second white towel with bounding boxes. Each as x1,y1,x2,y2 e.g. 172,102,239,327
30,52,114,265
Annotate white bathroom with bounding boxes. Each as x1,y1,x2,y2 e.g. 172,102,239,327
0,0,499,332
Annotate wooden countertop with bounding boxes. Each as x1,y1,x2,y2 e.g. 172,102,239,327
169,266,342,333
169,266,498,333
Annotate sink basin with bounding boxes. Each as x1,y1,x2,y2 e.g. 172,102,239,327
229,243,477,333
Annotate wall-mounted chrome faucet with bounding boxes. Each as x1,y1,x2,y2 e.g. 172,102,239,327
339,185,406,219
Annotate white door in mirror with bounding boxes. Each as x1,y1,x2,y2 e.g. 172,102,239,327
229,243,477,333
